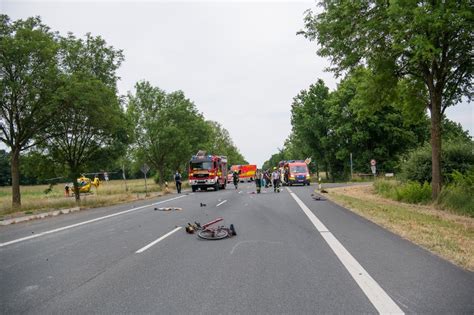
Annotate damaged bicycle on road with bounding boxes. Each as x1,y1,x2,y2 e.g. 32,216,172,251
186,217,236,240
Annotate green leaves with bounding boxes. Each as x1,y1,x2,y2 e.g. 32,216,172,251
285,69,429,180
0,15,60,149
204,121,247,166
300,0,473,197
127,81,211,183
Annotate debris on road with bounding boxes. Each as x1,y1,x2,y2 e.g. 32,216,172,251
200,203,207,207
311,193,326,201
154,207,182,211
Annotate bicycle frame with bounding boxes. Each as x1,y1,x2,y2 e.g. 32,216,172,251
201,217,223,230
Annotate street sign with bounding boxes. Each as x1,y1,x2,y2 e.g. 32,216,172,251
370,159,376,166
371,165,376,174
141,163,150,174
141,163,150,197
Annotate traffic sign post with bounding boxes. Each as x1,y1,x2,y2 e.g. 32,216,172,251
141,163,150,196
370,159,376,178
371,165,376,175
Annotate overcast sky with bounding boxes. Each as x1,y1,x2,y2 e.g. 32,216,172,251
3,1,472,167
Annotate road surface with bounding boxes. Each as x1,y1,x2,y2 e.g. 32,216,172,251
1,183,473,314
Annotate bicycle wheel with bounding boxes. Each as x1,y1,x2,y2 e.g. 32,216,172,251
198,229,229,240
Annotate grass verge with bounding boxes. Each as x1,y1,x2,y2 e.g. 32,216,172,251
0,179,188,219
326,184,474,271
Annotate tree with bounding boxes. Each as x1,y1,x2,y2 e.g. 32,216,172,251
20,150,66,184
45,75,128,201
205,121,247,166
0,150,11,186
43,33,127,201
290,71,427,180
0,15,60,207
291,79,332,177
299,0,473,198
326,71,426,177
127,81,211,184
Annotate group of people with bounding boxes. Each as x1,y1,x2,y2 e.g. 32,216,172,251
173,167,283,194
254,167,281,193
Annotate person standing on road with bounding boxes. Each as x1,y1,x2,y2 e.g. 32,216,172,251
264,170,270,188
255,170,262,193
232,170,239,189
174,171,182,194
272,168,280,193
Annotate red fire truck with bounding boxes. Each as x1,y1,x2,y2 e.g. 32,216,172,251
189,151,227,192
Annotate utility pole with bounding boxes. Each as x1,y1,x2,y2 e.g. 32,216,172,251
350,153,353,180
122,164,128,192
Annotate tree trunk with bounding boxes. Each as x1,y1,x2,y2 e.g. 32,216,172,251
430,94,442,200
73,180,81,203
158,168,165,187
11,147,21,208
69,168,81,203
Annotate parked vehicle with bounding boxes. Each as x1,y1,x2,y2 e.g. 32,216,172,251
229,164,257,182
189,151,227,192
280,160,311,186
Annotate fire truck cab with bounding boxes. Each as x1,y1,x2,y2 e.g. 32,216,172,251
189,151,227,192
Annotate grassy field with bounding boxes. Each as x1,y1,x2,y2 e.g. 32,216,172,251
0,179,184,219
325,184,474,271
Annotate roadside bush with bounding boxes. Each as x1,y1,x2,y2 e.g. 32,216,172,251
395,181,431,204
373,180,398,199
438,170,474,217
400,141,473,183
374,179,431,204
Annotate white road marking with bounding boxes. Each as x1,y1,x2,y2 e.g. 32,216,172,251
216,200,227,207
0,195,187,248
135,227,182,254
287,188,404,315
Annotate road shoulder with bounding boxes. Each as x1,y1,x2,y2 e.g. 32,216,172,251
324,184,474,271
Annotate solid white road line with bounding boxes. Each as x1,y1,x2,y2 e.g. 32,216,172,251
216,200,227,207
0,195,188,248
287,188,404,315
135,227,182,254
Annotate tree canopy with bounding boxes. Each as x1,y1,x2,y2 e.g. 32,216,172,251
299,0,473,197
0,15,61,207
127,81,212,184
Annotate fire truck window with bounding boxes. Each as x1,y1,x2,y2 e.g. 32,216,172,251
290,165,308,173
191,161,212,170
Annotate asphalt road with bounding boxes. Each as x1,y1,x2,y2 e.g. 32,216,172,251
1,182,473,314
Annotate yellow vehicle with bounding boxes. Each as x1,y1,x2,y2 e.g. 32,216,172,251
76,175,100,193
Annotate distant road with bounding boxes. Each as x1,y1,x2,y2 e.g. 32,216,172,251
1,183,473,314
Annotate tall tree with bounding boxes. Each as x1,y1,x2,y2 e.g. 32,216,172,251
291,79,334,178
325,71,426,176
45,75,128,201
127,81,211,184
0,15,60,207
299,0,473,198
44,33,127,201
290,72,427,180
205,121,247,166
